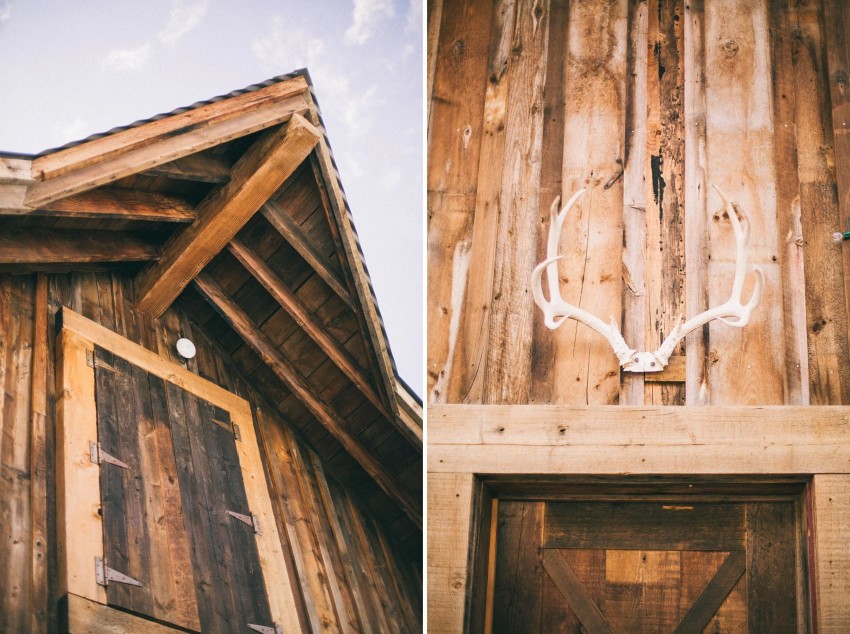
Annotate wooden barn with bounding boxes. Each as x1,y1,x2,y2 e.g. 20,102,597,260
0,70,422,632
428,0,850,632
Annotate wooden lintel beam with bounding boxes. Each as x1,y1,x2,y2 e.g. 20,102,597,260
0,229,159,264
134,114,321,317
143,153,232,184
227,239,424,448
2,187,196,222
25,77,310,207
192,272,421,528
261,201,354,308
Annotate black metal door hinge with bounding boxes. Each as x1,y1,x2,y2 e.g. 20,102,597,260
247,623,282,634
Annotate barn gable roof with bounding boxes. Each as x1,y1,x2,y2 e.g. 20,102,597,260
0,70,422,533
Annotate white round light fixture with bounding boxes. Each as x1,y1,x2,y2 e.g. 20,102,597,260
176,337,197,360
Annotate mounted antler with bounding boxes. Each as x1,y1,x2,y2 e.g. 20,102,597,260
531,186,764,373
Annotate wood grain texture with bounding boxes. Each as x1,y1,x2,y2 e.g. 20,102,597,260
702,0,785,404
134,115,320,317
552,0,627,405
65,592,182,634
428,472,475,634
0,229,159,264
542,549,614,634
429,404,850,474
747,502,798,632
812,474,850,633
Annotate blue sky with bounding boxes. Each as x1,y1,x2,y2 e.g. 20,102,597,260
0,0,424,393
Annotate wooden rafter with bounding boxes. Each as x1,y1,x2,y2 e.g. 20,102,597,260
192,272,421,528
261,201,353,308
226,239,400,425
0,188,196,222
134,114,321,317
0,229,159,264
24,76,311,207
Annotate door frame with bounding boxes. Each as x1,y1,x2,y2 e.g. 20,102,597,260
56,306,300,632
428,404,850,633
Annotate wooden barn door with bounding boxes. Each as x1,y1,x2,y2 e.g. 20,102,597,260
491,500,802,633
91,345,273,632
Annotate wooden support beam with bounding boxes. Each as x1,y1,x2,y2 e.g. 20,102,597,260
134,114,320,317
261,200,353,308
25,76,310,207
812,474,850,633
429,405,850,474
0,188,196,222
192,272,421,528
142,153,232,183
227,239,424,449
0,229,159,264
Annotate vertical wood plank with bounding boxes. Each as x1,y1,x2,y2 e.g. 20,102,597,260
530,0,570,404
448,0,517,404
644,0,686,406
769,0,811,406
483,0,551,404
428,472,475,633
702,0,785,404
812,474,850,633
492,501,544,632
29,274,48,633
621,0,649,406
553,0,628,405
747,502,798,632
56,329,105,604
427,0,495,402
794,0,850,404
683,0,710,404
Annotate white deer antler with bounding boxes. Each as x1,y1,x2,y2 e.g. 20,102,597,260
531,186,764,373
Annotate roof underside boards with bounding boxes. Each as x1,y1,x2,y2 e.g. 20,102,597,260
0,71,423,540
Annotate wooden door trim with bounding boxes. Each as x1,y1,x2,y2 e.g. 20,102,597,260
542,550,615,634
56,307,301,632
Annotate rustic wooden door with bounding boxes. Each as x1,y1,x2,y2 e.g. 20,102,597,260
491,500,803,633
92,345,273,633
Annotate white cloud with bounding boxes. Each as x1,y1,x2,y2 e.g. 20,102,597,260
158,0,208,45
405,0,422,34
102,43,152,71
0,0,12,22
345,0,395,45
382,168,402,190
58,117,91,142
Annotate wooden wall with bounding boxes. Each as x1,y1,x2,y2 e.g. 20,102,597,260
0,272,421,633
427,0,850,406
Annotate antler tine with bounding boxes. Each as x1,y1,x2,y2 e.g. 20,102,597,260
654,188,765,365
531,190,635,364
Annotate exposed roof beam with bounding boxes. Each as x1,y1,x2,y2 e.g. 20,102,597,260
0,188,196,222
227,239,424,448
25,76,311,207
394,379,424,445
143,153,232,184
261,200,353,308
134,114,321,317
0,229,159,263
192,272,421,528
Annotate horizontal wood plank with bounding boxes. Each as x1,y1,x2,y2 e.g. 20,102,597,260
65,593,182,633
429,405,850,474
0,229,159,263
134,114,320,316
142,153,232,183
35,188,196,222
545,502,745,550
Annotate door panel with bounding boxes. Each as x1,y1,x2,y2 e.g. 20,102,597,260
94,345,273,632
492,499,800,633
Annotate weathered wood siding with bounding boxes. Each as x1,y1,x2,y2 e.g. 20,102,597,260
428,0,850,406
0,272,421,633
